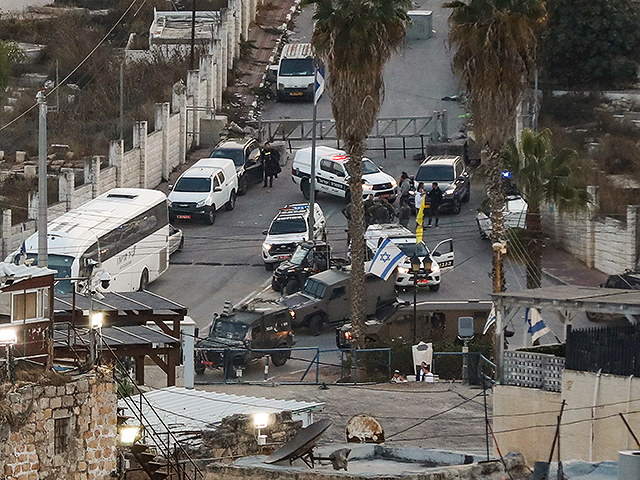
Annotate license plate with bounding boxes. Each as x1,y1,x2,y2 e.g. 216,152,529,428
291,92,303,96
278,255,290,260
380,193,391,199
439,260,453,268
177,215,191,219
417,279,430,284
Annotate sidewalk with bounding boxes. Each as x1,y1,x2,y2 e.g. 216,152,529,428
542,244,609,287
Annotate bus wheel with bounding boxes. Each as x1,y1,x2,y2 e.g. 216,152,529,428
139,269,149,291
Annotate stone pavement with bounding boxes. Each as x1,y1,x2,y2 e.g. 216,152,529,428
541,244,609,287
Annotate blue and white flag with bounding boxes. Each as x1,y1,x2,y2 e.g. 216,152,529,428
482,304,496,335
314,65,325,105
526,307,550,343
368,238,404,281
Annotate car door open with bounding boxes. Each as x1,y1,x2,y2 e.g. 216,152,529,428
431,238,454,272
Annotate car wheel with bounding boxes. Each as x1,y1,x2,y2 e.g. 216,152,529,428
270,347,290,367
178,236,184,251
239,177,248,196
285,279,300,295
265,263,274,271
452,197,461,214
195,361,206,375
429,284,440,292
138,269,149,291
462,187,471,203
309,314,325,336
205,208,216,225
271,278,282,292
301,180,311,200
225,190,236,211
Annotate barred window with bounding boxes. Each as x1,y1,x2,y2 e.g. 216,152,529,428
54,417,70,454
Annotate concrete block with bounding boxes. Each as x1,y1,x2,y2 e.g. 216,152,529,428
407,10,433,40
16,151,27,162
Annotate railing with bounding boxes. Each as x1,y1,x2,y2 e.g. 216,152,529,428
502,350,565,392
566,324,640,377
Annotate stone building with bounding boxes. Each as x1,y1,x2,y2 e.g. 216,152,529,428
0,368,118,480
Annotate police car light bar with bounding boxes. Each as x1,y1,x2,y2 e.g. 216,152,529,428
331,155,348,161
280,204,308,211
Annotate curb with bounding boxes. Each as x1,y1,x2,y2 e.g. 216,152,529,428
542,269,568,286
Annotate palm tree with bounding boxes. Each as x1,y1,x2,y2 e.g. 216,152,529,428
502,128,588,288
307,0,410,349
444,0,546,292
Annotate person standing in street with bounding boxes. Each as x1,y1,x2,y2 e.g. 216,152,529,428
426,182,443,227
398,198,411,228
399,172,411,206
261,142,281,188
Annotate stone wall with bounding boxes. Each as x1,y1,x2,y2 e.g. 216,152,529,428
493,370,640,465
0,369,118,480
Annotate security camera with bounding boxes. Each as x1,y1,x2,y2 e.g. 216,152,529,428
99,270,112,290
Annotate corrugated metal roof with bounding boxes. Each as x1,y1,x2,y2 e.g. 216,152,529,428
53,325,180,348
0,262,56,289
281,43,313,59
119,387,324,449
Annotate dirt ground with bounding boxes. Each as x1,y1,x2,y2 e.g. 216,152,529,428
143,365,494,455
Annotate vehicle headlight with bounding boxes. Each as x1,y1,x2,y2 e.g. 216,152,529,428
362,184,374,191
431,263,441,273
263,243,272,251
390,178,398,187
196,199,207,208
445,188,456,196
289,310,296,318
397,266,409,274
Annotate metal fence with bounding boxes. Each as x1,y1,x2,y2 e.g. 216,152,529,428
503,351,565,392
566,324,640,376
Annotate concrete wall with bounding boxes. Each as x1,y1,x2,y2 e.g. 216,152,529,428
0,372,118,480
493,370,640,465
541,187,639,274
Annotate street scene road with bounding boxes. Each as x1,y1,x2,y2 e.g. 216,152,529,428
148,0,592,382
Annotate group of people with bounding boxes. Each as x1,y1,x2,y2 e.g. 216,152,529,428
390,362,434,383
399,172,444,228
261,142,282,188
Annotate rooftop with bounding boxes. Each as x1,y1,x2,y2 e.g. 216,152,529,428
150,10,222,45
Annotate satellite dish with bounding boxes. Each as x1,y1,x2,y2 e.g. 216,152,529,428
345,414,384,444
265,419,332,467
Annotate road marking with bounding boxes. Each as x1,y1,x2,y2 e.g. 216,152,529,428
236,279,272,307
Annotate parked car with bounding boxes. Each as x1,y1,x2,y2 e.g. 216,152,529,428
208,138,262,195
168,159,238,225
279,268,397,335
291,146,398,203
194,304,295,376
586,270,640,323
414,155,470,214
364,224,454,291
476,195,527,239
168,224,184,255
262,203,326,270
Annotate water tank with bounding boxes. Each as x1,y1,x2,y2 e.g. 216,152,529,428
407,10,433,40
619,450,640,480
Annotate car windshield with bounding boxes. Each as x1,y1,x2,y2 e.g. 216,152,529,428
344,159,380,176
19,254,75,294
280,58,314,76
416,165,455,182
212,320,248,340
290,245,312,265
395,242,429,257
303,278,327,298
211,148,244,167
269,218,307,235
174,177,211,193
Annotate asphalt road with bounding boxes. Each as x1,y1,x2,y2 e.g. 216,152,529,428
147,0,588,382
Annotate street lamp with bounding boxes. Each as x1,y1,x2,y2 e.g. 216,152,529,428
254,412,270,445
0,327,18,383
410,252,421,343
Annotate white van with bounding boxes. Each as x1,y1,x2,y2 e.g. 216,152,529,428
291,146,398,203
276,43,315,101
364,224,454,291
168,159,238,225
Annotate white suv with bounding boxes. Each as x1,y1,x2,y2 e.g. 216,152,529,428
262,203,326,270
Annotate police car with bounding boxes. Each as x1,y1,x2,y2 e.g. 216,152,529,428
262,203,327,271
364,224,454,291
291,146,398,202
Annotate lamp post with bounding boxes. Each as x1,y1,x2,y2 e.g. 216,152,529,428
410,252,421,343
0,328,18,383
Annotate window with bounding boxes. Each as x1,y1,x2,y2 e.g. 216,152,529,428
54,417,70,454
12,291,38,321
174,177,211,193
216,171,225,185
303,279,327,299
269,218,307,235
279,58,314,76
415,165,455,182
211,148,244,166
331,163,346,177
320,159,332,173
330,286,346,300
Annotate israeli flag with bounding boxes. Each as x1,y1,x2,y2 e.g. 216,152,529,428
526,307,550,343
368,238,404,281
314,65,325,105
482,304,496,335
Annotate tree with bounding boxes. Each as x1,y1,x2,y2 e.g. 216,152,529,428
0,41,26,93
444,0,546,292
543,0,640,88
308,0,410,348
502,128,588,288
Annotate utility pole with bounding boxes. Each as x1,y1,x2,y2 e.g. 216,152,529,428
36,90,48,267
119,62,124,140
308,61,318,238
190,0,197,70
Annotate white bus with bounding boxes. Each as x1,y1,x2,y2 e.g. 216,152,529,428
7,188,170,294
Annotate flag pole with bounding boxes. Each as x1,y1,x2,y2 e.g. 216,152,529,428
309,60,318,239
